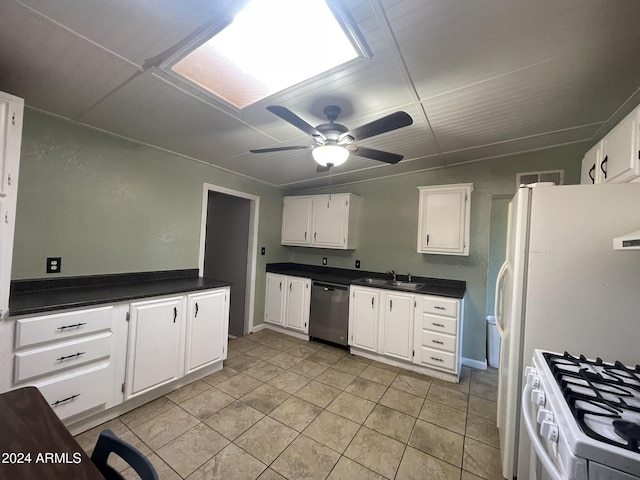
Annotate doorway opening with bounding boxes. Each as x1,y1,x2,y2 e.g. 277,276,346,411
199,184,259,338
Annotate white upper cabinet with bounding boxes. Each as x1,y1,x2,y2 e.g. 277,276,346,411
417,183,473,256
581,106,640,184
281,193,360,250
0,91,23,318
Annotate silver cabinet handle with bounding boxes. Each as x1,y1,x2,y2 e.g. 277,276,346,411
56,351,86,362
51,393,81,406
371,297,375,308
434,306,446,310
390,299,393,311
432,340,444,345
289,282,292,292
430,356,444,362
195,302,199,317
432,322,445,328
56,322,87,331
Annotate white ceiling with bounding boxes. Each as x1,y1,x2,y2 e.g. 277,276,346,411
1,0,639,191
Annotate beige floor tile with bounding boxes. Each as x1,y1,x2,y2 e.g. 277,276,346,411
271,435,340,480
326,456,386,480
267,352,304,369
186,443,267,480
302,410,360,453
314,367,356,389
461,471,485,480
240,383,290,414
326,391,376,424
433,373,471,394
409,419,464,467
359,365,398,386
391,373,431,397
418,399,467,435
254,335,298,352
364,404,416,443
470,368,499,387
180,387,236,420
166,380,212,404
463,437,502,480
288,359,329,378
465,413,500,448
235,417,298,464
268,370,311,394
396,446,461,480
268,396,323,432
294,380,341,408
306,349,344,367
244,362,285,382
257,468,287,480
202,367,239,386
379,387,424,417
427,383,469,411
204,400,264,441
121,453,181,480
131,406,199,450
344,426,405,479
468,395,497,423
332,356,369,376
470,380,498,401
245,345,281,360
369,360,401,373
227,338,260,354
318,344,349,357
156,423,229,477
286,343,321,358
224,352,265,372
105,430,152,473
119,396,175,429
215,373,263,399
344,377,388,402
74,418,130,453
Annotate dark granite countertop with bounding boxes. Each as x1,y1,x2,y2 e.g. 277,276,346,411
266,263,465,299
9,269,231,316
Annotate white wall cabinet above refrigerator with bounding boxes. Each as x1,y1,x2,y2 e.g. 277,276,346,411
581,105,640,184
417,183,473,256
281,194,360,249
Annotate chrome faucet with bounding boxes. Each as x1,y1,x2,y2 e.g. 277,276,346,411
387,270,396,281
407,273,412,282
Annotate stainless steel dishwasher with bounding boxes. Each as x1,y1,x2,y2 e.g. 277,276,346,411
309,281,350,346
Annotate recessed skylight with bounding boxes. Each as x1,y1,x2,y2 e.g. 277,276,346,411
171,0,367,109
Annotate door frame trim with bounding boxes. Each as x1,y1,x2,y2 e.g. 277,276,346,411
198,183,260,335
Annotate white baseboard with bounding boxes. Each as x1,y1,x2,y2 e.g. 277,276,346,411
251,323,267,333
461,356,488,370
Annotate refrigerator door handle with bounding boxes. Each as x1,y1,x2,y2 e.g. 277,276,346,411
494,261,508,337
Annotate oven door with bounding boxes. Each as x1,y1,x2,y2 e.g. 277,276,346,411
522,383,569,480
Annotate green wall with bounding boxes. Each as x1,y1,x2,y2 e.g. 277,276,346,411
13,109,289,323
288,146,584,362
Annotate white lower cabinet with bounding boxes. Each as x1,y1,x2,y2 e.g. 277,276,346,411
348,286,381,353
349,286,463,378
126,296,185,399
264,273,311,335
185,289,229,375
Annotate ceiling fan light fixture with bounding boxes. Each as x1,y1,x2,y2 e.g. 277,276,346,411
312,145,349,167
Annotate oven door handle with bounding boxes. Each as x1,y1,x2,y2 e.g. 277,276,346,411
522,384,567,480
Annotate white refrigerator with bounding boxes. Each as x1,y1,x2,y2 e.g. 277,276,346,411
494,182,640,479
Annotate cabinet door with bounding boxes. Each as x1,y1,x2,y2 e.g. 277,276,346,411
265,273,285,326
185,289,228,375
602,108,640,183
381,292,414,361
417,184,472,256
282,197,312,245
126,296,185,399
580,141,602,184
284,277,310,333
312,195,347,248
349,287,380,353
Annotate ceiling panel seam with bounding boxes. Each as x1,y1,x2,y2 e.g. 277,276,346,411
13,0,143,71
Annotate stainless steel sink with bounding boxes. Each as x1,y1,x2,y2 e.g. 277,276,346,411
354,278,425,291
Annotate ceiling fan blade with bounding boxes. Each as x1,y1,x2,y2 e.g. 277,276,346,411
250,146,309,153
345,111,413,141
266,106,325,139
349,146,403,164
316,163,333,173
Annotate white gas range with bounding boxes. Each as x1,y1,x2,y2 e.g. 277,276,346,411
522,349,640,480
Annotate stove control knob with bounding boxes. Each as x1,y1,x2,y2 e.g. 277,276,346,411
527,373,540,388
531,389,546,406
540,420,559,442
537,409,554,424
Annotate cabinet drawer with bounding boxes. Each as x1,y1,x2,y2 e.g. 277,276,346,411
16,306,114,348
420,296,458,318
418,347,456,371
35,364,111,420
420,313,457,335
421,330,456,353
14,333,112,382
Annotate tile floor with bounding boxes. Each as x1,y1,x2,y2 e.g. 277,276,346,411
75,329,502,480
